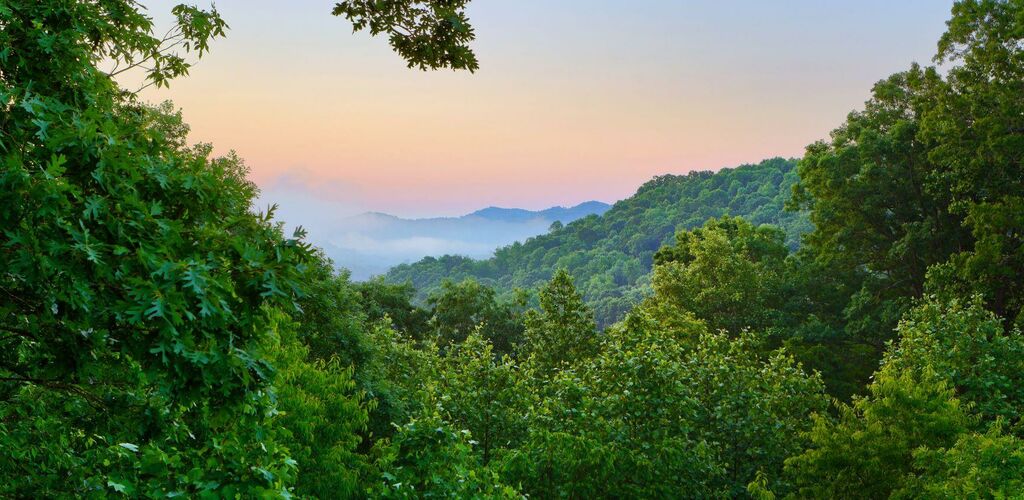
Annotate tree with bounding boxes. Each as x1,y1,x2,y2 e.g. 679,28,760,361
652,216,789,335
435,331,530,465
332,0,478,71
294,251,373,371
502,311,722,499
370,411,520,498
0,0,484,494
785,367,975,498
356,321,443,446
900,423,1024,498
774,252,877,402
504,308,826,498
786,297,1024,498
790,65,963,346
791,0,1024,337
428,278,524,355
520,269,599,374
921,0,1024,329
269,311,373,498
648,216,878,402
882,296,1024,423
676,327,827,496
0,2,308,493
354,278,430,337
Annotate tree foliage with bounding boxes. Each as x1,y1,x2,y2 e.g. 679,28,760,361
521,269,599,374
269,311,372,498
333,0,478,71
793,0,1024,337
427,278,524,355
1,1,306,494
652,216,789,335
790,65,962,344
5,0,1024,496
502,307,826,498
786,298,1024,498
435,331,529,465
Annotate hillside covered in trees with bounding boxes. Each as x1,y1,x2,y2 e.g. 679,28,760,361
3,0,1024,498
385,157,811,327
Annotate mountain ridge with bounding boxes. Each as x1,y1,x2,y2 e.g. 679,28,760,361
348,201,611,224
468,201,611,222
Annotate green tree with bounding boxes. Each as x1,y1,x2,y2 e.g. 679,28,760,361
505,309,826,498
921,0,1024,328
295,251,373,372
775,252,877,402
790,65,961,346
521,269,599,375
0,0,484,494
0,2,307,493
435,331,530,465
357,321,443,445
428,278,524,355
786,297,1024,498
652,216,789,335
371,411,520,498
883,296,1024,423
333,0,478,71
900,423,1024,498
354,278,431,337
785,367,975,498
503,311,722,498
648,216,875,401
791,0,1024,338
269,311,373,498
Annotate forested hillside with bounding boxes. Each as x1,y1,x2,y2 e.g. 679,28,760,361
4,0,1024,498
385,157,810,326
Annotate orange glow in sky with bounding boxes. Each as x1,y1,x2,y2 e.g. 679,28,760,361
137,0,954,218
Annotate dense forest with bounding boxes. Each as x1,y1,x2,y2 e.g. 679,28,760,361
2,0,1024,498
384,157,810,327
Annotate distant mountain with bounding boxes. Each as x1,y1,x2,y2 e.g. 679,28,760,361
469,201,611,223
384,158,810,327
318,202,610,280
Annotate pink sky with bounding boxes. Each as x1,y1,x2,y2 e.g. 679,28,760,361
137,1,954,218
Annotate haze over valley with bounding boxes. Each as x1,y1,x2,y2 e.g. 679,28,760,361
296,201,610,279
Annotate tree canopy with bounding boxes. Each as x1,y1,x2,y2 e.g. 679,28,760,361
4,0,1024,497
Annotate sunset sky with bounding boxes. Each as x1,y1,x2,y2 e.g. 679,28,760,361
137,1,954,219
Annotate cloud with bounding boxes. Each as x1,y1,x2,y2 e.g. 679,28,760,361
253,172,521,279
259,170,367,203
330,232,497,259
254,170,369,241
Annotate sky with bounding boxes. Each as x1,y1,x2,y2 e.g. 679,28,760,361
136,0,955,219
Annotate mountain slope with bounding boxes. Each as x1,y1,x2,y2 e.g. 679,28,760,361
384,157,809,326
